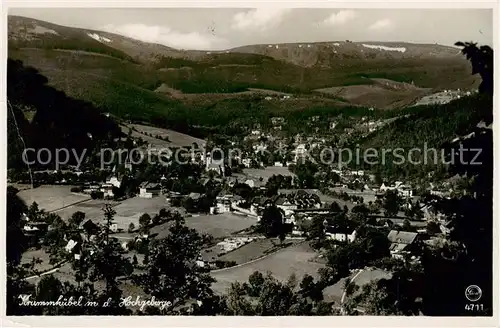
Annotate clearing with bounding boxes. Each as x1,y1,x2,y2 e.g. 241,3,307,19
315,78,431,109
210,241,323,294
121,123,206,149
17,185,90,212
56,196,171,230
323,267,393,304
151,212,258,239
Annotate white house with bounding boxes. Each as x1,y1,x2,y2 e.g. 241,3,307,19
350,170,365,176
100,183,115,198
253,143,268,154
245,179,256,188
387,230,419,259
242,158,252,168
65,240,78,253
380,182,413,198
325,227,357,243
398,185,413,198
276,198,298,216
294,144,307,163
106,176,121,188
216,194,233,213
251,130,261,136
110,223,118,233
139,182,161,198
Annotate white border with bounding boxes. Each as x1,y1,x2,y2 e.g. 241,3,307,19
0,1,498,327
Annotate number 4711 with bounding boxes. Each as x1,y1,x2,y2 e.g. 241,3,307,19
465,304,484,311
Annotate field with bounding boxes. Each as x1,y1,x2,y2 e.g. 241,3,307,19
242,167,295,183
314,78,431,109
218,238,280,265
57,196,171,230
123,123,206,149
151,212,258,239
21,248,54,274
17,185,90,212
210,241,323,294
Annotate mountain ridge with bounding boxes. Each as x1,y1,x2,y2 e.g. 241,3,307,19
7,15,480,122
8,15,465,66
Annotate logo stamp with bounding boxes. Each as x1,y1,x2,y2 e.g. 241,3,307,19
465,285,482,302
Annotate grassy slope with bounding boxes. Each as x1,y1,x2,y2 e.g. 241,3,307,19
7,15,480,128
361,94,492,149
9,47,479,124
352,94,492,179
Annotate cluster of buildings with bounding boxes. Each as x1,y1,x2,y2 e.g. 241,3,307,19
413,89,475,107
79,172,123,198
379,181,413,198
387,230,421,260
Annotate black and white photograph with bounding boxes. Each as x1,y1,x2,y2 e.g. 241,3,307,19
4,4,495,320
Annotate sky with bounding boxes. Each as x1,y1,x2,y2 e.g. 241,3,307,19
8,8,493,50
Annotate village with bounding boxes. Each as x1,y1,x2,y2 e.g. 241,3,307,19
10,112,463,309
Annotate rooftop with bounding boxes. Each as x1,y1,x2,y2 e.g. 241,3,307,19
387,230,418,244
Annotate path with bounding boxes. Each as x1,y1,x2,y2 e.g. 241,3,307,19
49,198,92,214
340,268,365,315
24,261,67,281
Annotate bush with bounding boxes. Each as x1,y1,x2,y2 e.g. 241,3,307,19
128,222,135,233
214,260,237,269
90,191,104,200
139,213,151,228
152,215,161,225
126,240,135,251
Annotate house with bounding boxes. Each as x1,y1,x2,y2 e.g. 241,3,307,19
215,193,233,214
271,117,285,125
350,170,364,176
439,219,453,236
166,192,183,205
387,230,420,259
250,197,272,216
106,175,121,188
325,226,357,243
242,158,252,168
23,222,49,246
428,183,451,197
100,183,115,198
379,183,396,192
188,192,202,201
110,223,119,233
82,183,100,194
276,197,298,216
206,156,225,175
398,185,413,198
80,219,99,236
294,144,307,163
244,178,265,189
380,182,413,198
253,143,268,154
139,182,161,198
65,239,79,253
